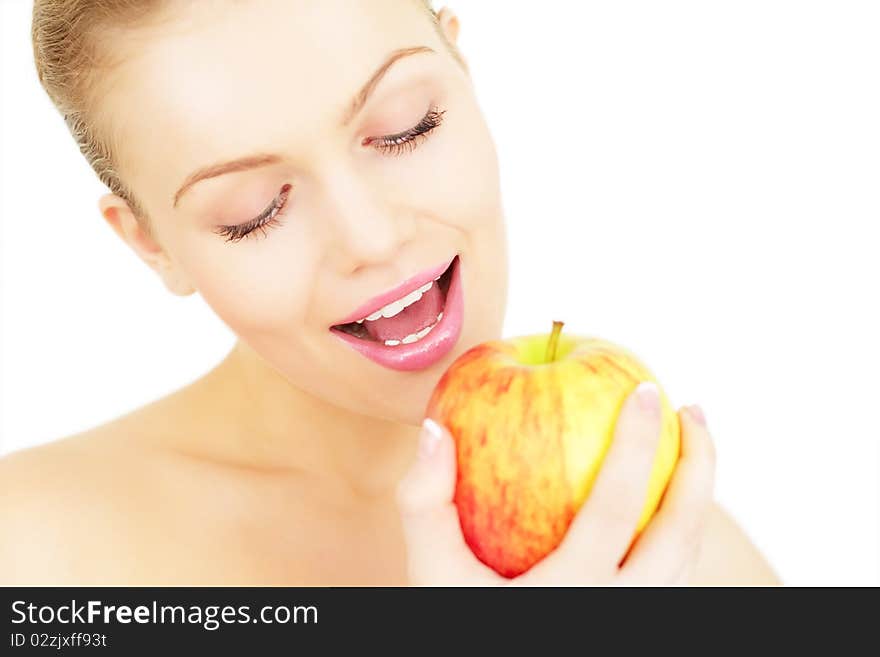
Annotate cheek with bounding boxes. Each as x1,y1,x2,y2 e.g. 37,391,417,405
430,113,503,229
178,235,319,338
384,97,502,233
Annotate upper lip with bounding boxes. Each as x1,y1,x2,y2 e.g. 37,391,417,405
333,256,455,326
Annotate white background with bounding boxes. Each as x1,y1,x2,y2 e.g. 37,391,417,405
1,1,878,585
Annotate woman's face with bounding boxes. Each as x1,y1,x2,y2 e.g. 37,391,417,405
102,0,507,425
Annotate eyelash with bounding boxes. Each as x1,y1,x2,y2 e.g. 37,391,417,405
363,105,446,155
214,183,293,243
214,105,447,243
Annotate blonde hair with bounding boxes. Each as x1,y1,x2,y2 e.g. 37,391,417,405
32,0,445,231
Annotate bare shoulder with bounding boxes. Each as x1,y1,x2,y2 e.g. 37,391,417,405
689,503,782,585
0,391,199,584
0,378,324,585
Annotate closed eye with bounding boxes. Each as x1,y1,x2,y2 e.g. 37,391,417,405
215,105,446,243
214,183,292,243
363,104,446,156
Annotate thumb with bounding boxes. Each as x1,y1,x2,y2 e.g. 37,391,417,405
397,418,456,514
396,419,502,586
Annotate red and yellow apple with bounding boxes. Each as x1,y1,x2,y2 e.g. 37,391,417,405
425,321,680,578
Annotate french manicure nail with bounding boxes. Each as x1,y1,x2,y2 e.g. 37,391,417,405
634,381,660,417
688,405,707,427
419,418,443,459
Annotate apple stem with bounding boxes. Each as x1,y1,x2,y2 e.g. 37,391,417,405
545,320,564,363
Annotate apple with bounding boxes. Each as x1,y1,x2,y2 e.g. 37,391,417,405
425,321,681,578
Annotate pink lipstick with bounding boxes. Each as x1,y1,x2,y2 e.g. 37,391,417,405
330,256,464,372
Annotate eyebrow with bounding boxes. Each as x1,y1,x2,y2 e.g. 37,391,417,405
172,45,436,208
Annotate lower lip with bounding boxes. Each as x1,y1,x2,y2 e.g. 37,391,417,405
330,258,464,372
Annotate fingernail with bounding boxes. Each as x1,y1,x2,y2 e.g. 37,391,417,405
634,381,660,417
688,404,707,427
419,418,443,460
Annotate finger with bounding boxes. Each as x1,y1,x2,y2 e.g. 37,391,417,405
517,381,663,585
617,404,716,585
396,418,503,586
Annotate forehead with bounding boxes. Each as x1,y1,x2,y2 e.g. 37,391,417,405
103,0,438,197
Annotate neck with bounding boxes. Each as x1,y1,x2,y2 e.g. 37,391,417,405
188,339,420,498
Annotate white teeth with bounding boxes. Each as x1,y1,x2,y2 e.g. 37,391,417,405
380,299,406,318
382,315,443,347
399,288,423,309
360,279,434,322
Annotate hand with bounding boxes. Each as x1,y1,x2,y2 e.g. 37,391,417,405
396,382,716,586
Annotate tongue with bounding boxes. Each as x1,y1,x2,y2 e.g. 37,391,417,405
363,283,444,342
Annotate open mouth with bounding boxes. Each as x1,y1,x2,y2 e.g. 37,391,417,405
331,256,457,346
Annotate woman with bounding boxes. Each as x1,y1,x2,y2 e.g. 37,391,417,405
1,0,778,585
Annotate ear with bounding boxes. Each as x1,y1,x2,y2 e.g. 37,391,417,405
435,7,461,46
435,7,469,75
98,193,196,297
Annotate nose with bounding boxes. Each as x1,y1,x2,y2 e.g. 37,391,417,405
319,165,416,273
